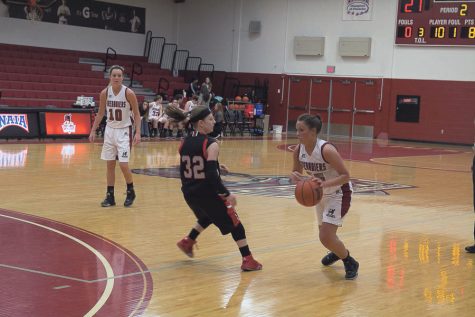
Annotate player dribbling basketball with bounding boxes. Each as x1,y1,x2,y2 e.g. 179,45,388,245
290,114,359,280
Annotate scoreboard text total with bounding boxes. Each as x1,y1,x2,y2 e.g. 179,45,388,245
396,0,475,45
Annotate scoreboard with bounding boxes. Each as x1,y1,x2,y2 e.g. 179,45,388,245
396,0,475,45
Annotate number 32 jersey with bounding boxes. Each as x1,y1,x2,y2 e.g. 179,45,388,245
179,132,222,196
106,84,132,129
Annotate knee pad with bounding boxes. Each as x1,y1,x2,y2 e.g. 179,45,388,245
231,223,246,241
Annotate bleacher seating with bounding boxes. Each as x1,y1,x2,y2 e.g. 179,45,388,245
0,44,189,108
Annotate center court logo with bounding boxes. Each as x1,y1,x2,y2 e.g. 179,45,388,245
61,114,76,134
0,114,29,132
132,167,415,197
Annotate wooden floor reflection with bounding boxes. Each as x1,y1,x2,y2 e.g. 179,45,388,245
0,135,473,317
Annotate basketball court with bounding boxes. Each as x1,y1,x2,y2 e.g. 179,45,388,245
0,135,472,316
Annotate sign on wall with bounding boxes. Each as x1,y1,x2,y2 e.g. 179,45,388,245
6,0,145,34
0,112,40,138
44,112,92,136
396,0,475,46
342,0,373,21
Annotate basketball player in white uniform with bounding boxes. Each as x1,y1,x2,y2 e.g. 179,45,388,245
148,95,163,137
290,114,359,279
89,65,141,207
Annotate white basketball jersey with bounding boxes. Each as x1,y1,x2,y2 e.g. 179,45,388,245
298,139,352,195
148,102,162,118
106,85,132,128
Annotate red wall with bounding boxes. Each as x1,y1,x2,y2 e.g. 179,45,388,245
387,79,475,144
217,72,474,145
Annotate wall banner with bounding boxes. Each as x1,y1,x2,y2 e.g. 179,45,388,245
5,0,145,34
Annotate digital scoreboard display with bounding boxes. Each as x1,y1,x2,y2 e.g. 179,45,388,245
396,0,475,45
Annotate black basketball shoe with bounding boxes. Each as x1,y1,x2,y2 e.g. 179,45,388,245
101,192,116,207
124,189,136,207
343,256,359,280
321,252,340,266
465,244,475,253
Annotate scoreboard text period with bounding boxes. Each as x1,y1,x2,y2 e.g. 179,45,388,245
396,0,475,45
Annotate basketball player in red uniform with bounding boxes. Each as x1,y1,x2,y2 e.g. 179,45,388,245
89,65,141,207
166,105,262,271
290,114,359,279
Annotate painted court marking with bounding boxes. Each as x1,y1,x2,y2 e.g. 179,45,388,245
0,262,151,283
0,213,114,317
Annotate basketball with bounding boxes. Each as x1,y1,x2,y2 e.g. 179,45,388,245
242,96,250,102
294,180,323,207
235,96,242,101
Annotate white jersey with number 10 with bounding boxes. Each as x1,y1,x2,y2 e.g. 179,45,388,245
106,85,132,129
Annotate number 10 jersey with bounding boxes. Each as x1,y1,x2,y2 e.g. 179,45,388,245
106,84,132,129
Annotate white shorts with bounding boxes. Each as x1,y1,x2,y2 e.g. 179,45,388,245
315,191,351,227
101,125,132,162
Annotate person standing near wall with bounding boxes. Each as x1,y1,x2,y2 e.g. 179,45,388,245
209,102,224,138
187,78,199,97
139,100,150,139
466,118,475,253
89,65,141,207
199,77,212,107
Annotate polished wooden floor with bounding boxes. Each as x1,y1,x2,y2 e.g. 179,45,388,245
0,135,473,317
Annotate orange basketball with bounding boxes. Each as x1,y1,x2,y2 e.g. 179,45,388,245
242,96,250,102
235,96,242,101
294,180,323,207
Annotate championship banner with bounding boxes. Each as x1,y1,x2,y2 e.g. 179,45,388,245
5,0,145,34
342,0,373,21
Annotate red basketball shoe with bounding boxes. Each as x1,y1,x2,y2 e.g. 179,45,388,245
176,237,196,258
241,255,263,271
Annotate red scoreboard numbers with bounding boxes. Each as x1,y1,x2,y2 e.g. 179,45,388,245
396,0,475,45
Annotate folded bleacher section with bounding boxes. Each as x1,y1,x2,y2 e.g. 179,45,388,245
0,44,189,109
